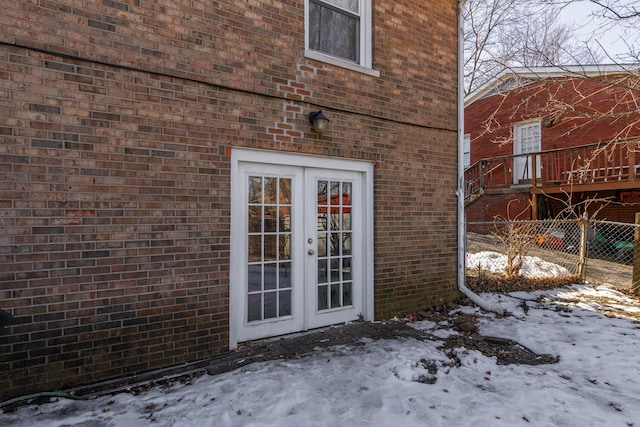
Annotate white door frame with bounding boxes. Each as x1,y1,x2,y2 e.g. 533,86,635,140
229,148,375,349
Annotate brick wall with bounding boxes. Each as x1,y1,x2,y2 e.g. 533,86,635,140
0,0,460,399
466,192,532,227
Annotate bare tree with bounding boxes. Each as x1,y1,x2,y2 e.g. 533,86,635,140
463,0,595,95
492,221,538,278
537,0,640,63
474,69,640,145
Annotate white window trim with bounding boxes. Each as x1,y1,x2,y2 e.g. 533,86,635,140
304,0,379,78
513,120,541,155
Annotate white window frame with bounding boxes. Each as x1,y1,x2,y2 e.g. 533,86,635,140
514,120,541,155
304,0,379,77
513,119,542,183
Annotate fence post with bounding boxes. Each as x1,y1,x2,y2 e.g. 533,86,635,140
577,212,588,282
633,213,640,296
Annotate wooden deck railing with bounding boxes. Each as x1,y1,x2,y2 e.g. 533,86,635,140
464,140,640,202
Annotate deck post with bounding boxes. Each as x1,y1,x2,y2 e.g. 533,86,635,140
531,154,537,187
629,145,636,180
531,193,538,220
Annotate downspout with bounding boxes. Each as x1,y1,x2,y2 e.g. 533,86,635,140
455,0,504,315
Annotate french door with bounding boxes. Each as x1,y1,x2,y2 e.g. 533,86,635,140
230,150,373,346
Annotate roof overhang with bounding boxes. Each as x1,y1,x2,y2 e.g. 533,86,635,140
464,64,639,107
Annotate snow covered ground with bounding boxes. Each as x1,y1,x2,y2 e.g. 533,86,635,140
467,251,572,278
2,254,640,427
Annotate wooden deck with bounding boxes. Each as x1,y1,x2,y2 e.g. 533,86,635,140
465,139,640,201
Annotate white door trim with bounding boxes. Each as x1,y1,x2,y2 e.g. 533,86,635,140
229,148,375,349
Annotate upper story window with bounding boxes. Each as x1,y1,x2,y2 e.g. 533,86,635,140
305,0,378,77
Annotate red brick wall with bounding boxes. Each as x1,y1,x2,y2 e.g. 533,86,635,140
465,76,640,164
466,192,532,227
0,0,460,399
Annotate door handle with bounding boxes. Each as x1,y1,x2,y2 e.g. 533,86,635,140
307,249,315,255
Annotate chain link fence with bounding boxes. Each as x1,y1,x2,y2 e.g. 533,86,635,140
466,219,640,294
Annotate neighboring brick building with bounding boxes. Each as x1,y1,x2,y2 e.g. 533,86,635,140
464,65,640,223
0,1,461,399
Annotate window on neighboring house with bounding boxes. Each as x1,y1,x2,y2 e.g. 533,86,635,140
513,120,541,183
305,0,378,76
514,121,541,155
463,134,471,168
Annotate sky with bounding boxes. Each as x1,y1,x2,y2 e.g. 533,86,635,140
2,252,640,427
558,1,638,61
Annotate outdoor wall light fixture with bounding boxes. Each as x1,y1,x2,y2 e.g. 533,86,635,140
308,110,329,135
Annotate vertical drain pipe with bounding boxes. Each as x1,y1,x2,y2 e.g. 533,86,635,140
455,1,504,315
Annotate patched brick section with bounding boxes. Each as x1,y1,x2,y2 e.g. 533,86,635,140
268,102,305,145
269,63,320,144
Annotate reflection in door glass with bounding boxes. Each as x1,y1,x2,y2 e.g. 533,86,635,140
247,175,293,322
317,285,328,311
343,282,352,306
279,290,291,316
264,263,277,290
316,179,353,311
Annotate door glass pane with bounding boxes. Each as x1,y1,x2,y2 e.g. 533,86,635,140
318,232,327,257
343,182,352,203
248,206,262,233
264,206,277,232
249,177,262,204
317,180,327,202
318,259,328,283
248,264,262,292
264,234,277,261
343,282,352,306
246,174,293,323
280,206,291,232
248,235,261,262
318,285,328,310
329,232,340,256
279,178,291,204
248,294,261,322
342,232,351,254
279,234,291,260
279,290,291,316
331,258,340,282
342,257,352,280
279,263,291,288
342,213,351,231
330,284,341,308
264,177,277,203
264,292,277,319
264,263,277,290
318,211,328,231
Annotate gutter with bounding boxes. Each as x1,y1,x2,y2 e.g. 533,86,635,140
455,0,505,316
